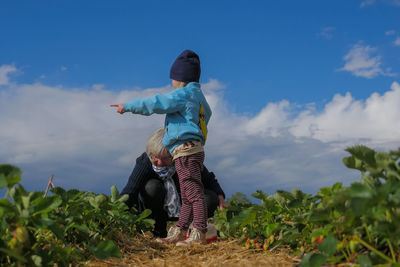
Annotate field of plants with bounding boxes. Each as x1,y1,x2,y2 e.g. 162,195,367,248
0,165,154,266
1,144,400,266
214,145,400,266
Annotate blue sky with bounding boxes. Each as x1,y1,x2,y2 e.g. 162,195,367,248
1,1,400,199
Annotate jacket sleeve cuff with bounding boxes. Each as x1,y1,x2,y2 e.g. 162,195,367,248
123,103,130,112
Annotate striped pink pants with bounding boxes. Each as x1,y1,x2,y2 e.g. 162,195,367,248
175,152,207,233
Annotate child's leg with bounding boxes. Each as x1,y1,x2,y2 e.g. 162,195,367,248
177,185,193,230
175,152,207,233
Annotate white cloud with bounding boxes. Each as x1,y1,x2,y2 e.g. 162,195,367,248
385,0,400,5
1,70,400,197
318,27,336,40
289,82,400,145
385,30,396,36
244,100,290,137
361,0,400,7
0,64,17,85
92,84,105,90
394,37,400,46
361,0,376,7
339,42,394,78
385,31,400,46
60,66,67,71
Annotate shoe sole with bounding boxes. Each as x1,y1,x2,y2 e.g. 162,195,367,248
176,240,207,247
155,237,186,244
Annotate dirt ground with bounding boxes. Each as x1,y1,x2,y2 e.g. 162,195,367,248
86,232,298,267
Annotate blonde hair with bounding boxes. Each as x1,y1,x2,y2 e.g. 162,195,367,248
146,128,169,159
178,81,187,88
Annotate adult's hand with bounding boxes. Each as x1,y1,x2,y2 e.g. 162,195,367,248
218,195,229,211
110,104,125,114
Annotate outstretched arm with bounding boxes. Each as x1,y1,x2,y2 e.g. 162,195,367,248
123,90,187,115
112,87,188,116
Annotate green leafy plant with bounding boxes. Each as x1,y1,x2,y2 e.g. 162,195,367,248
0,164,154,266
214,145,400,266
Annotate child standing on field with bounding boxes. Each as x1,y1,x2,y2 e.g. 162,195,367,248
110,50,212,247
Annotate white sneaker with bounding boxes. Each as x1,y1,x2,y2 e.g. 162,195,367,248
186,223,218,244
155,226,186,244
176,228,206,247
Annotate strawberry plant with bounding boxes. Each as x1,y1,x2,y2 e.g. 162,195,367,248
0,164,154,266
304,145,400,266
214,145,400,266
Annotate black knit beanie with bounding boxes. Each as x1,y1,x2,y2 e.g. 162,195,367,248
169,50,201,83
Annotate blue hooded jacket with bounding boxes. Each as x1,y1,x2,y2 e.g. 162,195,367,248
123,82,212,153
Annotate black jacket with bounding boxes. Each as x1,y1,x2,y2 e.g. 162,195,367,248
120,152,225,212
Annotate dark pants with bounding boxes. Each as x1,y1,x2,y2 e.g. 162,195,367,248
139,178,219,238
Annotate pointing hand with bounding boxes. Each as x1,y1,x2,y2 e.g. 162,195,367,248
110,104,125,114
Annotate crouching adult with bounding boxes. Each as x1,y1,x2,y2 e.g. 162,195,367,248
120,128,227,238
